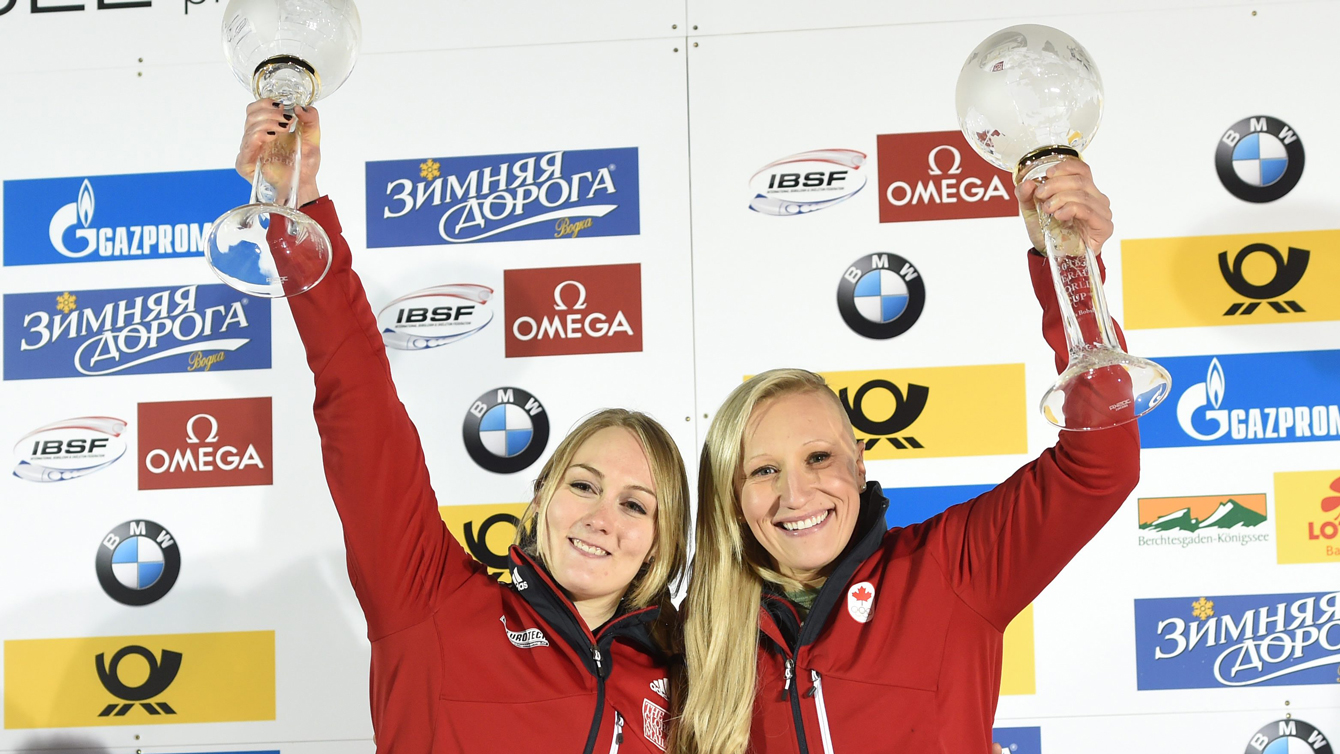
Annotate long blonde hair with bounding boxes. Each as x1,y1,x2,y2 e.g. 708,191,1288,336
678,369,853,754
514,408,690,614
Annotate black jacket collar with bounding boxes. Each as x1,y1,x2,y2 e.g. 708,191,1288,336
508,546,664,677
760,481,889,651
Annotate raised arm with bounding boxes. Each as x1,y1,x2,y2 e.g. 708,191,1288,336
240,102,478,639
911,159,1140,630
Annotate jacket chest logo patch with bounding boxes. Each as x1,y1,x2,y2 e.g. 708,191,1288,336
642,698,668,751
847,581,876,623
500,616,549,648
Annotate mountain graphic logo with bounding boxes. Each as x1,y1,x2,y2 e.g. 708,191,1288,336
1138,494,1267,532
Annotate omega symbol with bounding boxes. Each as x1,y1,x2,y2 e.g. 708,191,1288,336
96,645,182,717
838,380,930,450
1218,243,1309,316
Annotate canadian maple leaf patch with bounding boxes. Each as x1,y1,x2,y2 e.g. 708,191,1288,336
846,581,876,624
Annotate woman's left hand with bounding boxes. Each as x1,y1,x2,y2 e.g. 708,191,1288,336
1014,158,1113,256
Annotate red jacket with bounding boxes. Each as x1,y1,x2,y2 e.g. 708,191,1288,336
749,252,1141,754
289,198,674,753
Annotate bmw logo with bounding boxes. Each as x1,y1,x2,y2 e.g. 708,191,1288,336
96,521,180,606
836,253,925,340
463,387,550,474
1243,719,1332,754
1216,115,1305,203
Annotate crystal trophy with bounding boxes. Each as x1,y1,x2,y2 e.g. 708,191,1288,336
204,0,362,298
956,24,1171,431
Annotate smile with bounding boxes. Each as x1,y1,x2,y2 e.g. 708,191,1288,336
779,509,830,532
569,537,610,557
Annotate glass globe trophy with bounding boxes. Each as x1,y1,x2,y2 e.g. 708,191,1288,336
955,24,1171,431
204,0,362,298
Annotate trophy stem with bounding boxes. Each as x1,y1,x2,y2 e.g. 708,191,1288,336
1021,153,1172,431
249,118,304,209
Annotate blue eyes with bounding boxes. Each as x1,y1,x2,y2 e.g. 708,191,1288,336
747,453,832,479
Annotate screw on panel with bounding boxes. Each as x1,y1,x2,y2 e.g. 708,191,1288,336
1252,9,1257,14
693,24,698,30
674,47,679,52
702,413,708,419
685,416,691,422
693,42,698,47
672,23,677,28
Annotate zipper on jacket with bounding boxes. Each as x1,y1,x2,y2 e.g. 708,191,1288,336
582,645,607,754
607,711,624,754
786,658,811,754
783,658,794,698
809,670,835,754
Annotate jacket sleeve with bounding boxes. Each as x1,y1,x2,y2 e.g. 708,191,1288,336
285,197,480,640
912,249,1141,631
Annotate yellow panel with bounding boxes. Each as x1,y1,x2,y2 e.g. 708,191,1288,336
439,502,529,582
1122,229,1340,330
1274,470,1340,565
1000,604,1036,696
814,364,1027,460
4,631,274,729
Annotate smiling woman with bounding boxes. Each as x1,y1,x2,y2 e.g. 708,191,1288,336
679,161,1141,754
241,101,692,754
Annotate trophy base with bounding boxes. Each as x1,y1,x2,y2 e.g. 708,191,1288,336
1040,347,1172,431
204,204,332,299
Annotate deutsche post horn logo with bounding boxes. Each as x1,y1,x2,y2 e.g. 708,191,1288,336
464,512,521,572
838,380,929,450
96,645,182,717
1218,243,1309,316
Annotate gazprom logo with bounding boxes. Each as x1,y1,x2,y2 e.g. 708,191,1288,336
365,148,640,248
1141,350,1340,448
3,170,246,266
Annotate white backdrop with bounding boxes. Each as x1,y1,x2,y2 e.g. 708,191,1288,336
1,1,1338,752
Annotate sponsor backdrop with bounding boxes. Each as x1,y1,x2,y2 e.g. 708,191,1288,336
0,2,1337,753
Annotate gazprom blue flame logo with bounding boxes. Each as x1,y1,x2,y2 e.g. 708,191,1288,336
3,170,246,266
1142,350,1340,448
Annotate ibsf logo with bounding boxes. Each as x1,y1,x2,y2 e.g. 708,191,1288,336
504,263,641,358
438,502,528,581
2,170,245,266
376,284,494,350
2,284,271,380
1216,116,1305,203
836,253,925,340
1274,470,1340,564
748,149,866,216
876,131,1014,223
366,148,640,248
138,398,272,490
1134,590,1340,689
463,388,550,474
97,645,182,718
1244,719,1332,754
1122,230,1340,330
96,520,181,606
817,365,1026,460
1144,351,1340,448
13,416,127,482
1137,494,1269,549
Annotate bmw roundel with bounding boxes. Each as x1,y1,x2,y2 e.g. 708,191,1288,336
837,253,925,339
96,520,180,606
1242,719,1332,754
1216,116,1305,203
463,387,550,474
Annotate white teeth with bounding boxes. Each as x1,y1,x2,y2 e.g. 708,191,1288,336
781,510,830,531
570,538,609,556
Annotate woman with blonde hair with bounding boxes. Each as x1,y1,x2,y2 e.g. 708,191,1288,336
238,100,687,753
678,160,1139,754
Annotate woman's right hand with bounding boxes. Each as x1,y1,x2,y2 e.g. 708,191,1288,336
235,99,322,206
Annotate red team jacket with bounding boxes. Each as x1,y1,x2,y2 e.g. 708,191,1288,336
289,199,674,753
747,252,1142,754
